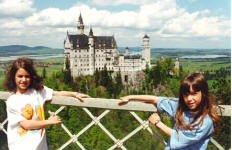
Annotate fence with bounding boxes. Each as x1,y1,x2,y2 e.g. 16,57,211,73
0,91,230,150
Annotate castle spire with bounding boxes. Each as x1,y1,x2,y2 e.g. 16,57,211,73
77,13,84,35
89,26,93,37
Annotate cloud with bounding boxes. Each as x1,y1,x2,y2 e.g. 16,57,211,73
0,0,35,17
0,18,24,29
0,0,230,48
160,11,230,38
91,0,153,6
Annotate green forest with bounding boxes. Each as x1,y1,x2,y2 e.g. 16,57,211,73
0,57,230,150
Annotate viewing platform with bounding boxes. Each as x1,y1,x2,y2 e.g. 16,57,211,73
0,91,230,150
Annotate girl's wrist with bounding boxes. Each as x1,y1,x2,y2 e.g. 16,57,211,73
74,92,79,97
154,120,160,126
155,120,163,128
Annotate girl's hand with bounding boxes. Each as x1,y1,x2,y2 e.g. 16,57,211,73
149,113,161,126
118,96,130,105
75,93,91,102
48,115,62,125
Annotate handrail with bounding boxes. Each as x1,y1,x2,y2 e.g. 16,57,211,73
0,91,230,116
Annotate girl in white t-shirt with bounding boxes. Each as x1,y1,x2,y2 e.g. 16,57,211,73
4,57,90,150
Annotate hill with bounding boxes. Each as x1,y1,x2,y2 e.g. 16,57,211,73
0,45,63,56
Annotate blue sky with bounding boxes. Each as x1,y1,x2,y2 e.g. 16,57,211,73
0,0,230,49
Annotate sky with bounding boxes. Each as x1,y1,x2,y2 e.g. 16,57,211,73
0,0,230,49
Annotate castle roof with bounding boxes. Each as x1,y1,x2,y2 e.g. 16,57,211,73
124,54,141,59
94,36,117,49
143,34,149,38
78,13,83,24
67,34,117,49
68,34,89,49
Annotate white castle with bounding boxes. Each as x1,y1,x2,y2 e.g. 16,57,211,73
64,14,151,84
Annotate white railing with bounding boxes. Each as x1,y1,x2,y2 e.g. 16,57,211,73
0,91,230,150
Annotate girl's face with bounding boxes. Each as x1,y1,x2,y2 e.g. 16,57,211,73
15,68,31,94
183,86,202,111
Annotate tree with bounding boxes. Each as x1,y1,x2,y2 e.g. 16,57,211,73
211,78,230,105
42,66,46,79
94,69,100,87
63,57,73,84
113,71,123,98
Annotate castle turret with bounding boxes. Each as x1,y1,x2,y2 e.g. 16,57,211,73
88,27,95,74
125,47,129,55
77,13,84,35
174,57,180,69
142,34,150,66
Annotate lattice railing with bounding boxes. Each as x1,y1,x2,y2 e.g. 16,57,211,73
0,91,230,150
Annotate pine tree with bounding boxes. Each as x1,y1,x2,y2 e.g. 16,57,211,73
64,57,73,84
42,66,46,79
113,71,123,98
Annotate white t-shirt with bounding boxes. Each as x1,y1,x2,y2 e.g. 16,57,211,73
6,86,53,150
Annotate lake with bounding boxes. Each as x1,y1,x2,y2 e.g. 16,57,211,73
180,55,229,59
0,54,64,61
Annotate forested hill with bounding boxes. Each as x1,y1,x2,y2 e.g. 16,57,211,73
0,45,63,56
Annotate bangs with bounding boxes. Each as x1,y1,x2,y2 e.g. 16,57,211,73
180,80,201,96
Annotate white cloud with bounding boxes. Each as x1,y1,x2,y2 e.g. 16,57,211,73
0,0,35,17
0,0,230,48
91,0,153,6
0,18,24,29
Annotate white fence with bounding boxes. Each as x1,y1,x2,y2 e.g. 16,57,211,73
0,91,230,150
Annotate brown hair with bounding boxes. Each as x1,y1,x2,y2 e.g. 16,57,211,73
175,73,220,133
4,57,43,92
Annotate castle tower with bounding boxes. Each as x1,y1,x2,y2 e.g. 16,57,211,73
77,13,84,35
125,47,129,55
64,30,70,70
174,58,180,69
142,34,150,66
88,27,95,74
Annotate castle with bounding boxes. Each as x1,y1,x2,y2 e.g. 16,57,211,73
64,14,150,84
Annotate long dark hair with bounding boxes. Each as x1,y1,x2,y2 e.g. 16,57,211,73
4,57,43,92
175,73,220,133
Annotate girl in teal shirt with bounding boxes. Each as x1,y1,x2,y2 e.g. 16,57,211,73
119,73,220,150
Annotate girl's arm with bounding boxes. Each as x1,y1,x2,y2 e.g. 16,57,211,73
19,115,61,130
149,113,172,136
53,91,90,102
119,95,158,105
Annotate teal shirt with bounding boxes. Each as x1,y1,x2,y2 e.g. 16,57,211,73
157,97,214,150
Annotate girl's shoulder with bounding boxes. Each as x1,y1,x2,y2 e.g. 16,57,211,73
7,94,18,103
157,96,179,102
6,94,24,108
203,114,214,124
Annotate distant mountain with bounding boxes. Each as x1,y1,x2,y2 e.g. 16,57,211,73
0,45,63,56
0,45,53,51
